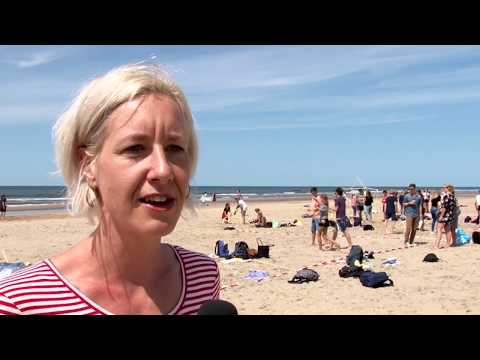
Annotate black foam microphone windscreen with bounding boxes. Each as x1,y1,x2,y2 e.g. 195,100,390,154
198,300,238,315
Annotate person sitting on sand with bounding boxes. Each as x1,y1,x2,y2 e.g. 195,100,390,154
251,208,267,227
0,195,6,218
0,64,220,315
221,203,231,223
234,197,248,224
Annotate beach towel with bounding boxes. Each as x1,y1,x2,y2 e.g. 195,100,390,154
382,257,400,267
244,270,268,281
0,262,27,279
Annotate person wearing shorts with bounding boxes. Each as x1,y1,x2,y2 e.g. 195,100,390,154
403,183,422,246
331,187,352,248
384,190,398,235
309,187,322,246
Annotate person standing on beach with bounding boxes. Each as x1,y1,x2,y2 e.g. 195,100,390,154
434,185,456,248
430,191,441,232
234,197,248,224
350,192,358,218
381,190,388,221
398,191,405,216
475,190,480,223
417,189,426,231
403,183,422,247
0,64,220,315
0,195,6,218
309,187,321,247
383,190,399,235
332,187,353,248
363,190,373,223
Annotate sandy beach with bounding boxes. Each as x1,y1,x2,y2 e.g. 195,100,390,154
1,195,479,314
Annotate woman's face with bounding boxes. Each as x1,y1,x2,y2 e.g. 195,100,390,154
89,93,190,239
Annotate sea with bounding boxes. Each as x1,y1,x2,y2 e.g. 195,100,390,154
1,185,479,216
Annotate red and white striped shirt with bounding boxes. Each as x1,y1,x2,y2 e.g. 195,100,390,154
0,245,220,315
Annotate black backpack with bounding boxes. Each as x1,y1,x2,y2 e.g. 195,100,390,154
232,241,250,259
464,216,472,223
473,231,480,244
353,217,362,227
359,271,394,288
288,268,319,284
363,224,375,231
346,245,364,267
339,265,364,278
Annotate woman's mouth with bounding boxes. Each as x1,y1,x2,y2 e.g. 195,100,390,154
139,195,176,212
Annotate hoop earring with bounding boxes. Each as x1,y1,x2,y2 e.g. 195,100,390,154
86,186,97,208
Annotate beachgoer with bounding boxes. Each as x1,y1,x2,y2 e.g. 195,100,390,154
309,187,322,246
212,193,216,202
234,197,248,224
0,64,220,315
434,185,456,248
381,190,388,221
351,192,358,218
222,203,231,223
403,183,422,247
0,195,6,218
430,191,441,232
235,189,242,201
318,194,340,250
383,190,398,235
363,190,373,222
331,187,353,248
447,184,459,244
475,190,480,224
251,208,267,227
417,189,425,231
357,191,364,222
422,189,431,214
398,191,405,216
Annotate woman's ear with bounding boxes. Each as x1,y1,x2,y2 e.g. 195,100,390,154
79,147,97,189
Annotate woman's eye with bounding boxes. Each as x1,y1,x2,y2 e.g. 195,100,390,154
166,144,185,153
124,144,145,154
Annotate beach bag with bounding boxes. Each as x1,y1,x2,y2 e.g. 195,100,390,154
232,241,250,260
359,271,393,288
363,224,375,231
288,268,319,284
353,217,362,227
339,265,363,278
214,240,230,258
256,239,270,258
423,253,439,262
455,228,470,246
472,231,480,245
464,216,472,223
346,245,364,267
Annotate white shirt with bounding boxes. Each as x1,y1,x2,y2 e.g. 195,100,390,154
476,194,480,206
238,199,248,211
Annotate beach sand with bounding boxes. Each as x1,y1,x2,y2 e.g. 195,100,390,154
1,195,479,314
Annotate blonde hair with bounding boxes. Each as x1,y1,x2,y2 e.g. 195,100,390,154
446,184,455,194
53,63,198,223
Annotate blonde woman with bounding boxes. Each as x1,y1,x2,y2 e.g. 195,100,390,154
0,64,220,315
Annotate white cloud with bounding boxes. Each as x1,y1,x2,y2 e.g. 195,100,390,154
15,51,59,68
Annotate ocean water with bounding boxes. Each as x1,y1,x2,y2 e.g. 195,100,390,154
1,185,479,209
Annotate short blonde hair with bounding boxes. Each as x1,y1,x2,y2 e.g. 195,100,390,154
446,184,455,194
53,63,198,223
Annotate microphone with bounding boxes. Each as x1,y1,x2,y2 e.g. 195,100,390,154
198,300,238,315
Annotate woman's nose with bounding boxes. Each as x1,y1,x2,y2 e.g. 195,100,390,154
147,147,174,183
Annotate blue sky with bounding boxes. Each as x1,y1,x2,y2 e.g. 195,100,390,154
0,45,479,187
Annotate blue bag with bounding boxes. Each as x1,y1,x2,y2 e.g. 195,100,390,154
359,271,394,288
455,228,470,246
214,240,230,258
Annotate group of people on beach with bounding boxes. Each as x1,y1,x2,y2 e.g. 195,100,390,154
307,183,466,250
